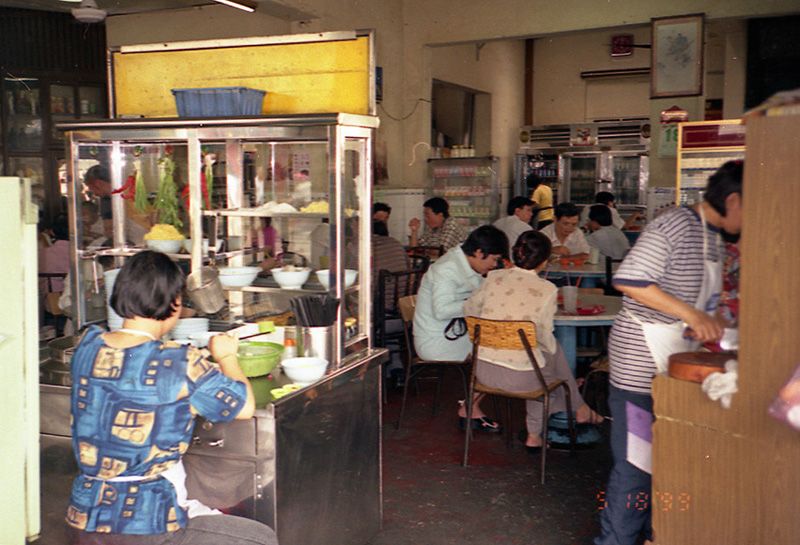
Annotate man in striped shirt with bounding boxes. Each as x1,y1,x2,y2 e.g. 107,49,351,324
595,161,743,545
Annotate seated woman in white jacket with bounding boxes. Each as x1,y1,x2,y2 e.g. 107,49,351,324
464,230,602,451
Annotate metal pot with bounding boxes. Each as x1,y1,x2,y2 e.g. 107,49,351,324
186,267,226,314
48,336,77,366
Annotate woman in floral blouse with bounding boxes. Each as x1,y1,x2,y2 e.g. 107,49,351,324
464,231,602,451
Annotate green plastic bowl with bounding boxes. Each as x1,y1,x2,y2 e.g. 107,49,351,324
237,341,283,377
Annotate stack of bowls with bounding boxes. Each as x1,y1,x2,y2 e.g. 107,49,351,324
171,318,210,342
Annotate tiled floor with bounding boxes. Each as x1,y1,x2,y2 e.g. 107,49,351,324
369,377,612,545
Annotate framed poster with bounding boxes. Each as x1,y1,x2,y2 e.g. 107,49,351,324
650,14,704,98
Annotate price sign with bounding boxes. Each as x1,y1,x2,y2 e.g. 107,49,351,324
658,124,678,157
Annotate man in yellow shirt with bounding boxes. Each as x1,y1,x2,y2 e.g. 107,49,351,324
528,173,554,229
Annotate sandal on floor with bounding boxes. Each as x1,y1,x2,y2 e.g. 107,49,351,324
458,416,502,433
517,429,544,453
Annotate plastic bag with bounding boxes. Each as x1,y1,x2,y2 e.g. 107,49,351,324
768,364,800,431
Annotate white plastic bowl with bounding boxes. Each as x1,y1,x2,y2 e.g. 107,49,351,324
183,238,224,253
145,239,183,254
171,318,210,339
271,267,311,290
316,269,358,290
281,356,328,385
218,266,261,288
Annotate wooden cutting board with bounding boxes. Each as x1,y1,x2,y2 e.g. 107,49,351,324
668,351,735,383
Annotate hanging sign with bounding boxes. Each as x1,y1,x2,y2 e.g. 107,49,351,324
570,124,597,146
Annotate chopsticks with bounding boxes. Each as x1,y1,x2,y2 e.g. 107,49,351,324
290,295,340,327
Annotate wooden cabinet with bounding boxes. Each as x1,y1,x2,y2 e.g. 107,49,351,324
1,78,106,218
652,113,800,544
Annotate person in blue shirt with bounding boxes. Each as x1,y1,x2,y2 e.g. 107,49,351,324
413,225,508,432
66,251,277,545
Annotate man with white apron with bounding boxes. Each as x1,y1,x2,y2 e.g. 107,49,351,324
594,161,744,545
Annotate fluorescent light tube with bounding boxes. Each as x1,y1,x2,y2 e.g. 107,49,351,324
211,0,256,12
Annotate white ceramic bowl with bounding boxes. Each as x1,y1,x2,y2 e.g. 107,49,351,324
271,267,311,290
218,266,261,288
315,269,358,290
188,331,219,348
281,356,328,385
183,238,224,253
145,239,183,254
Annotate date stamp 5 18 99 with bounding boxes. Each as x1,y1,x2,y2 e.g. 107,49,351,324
596,490,692,512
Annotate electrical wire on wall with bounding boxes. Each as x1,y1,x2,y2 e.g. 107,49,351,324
378,98,431,121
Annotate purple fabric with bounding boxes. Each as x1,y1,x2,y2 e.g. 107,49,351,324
625,400,652,442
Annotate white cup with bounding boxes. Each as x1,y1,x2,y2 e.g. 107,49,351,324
588,247,600,265
561,286,578,314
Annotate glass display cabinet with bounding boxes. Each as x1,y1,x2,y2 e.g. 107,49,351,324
60,113,378,362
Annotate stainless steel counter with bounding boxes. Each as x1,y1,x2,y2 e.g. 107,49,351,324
39,348,387,545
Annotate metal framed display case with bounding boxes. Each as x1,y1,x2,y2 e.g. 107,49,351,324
428,156,499,228
56,114,386,545
676,119,745,206
61,113,377,362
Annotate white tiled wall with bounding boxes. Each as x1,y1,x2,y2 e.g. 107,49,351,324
373,188,428,244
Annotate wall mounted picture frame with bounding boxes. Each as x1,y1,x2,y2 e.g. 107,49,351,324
650,14,704,98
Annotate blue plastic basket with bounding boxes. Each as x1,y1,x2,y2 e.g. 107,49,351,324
171,87,266,117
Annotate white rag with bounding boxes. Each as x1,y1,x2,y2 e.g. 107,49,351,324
701,359,738,409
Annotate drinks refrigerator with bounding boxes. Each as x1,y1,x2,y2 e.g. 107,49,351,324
515,121,649,206
676,120,746,206
428,156,500,229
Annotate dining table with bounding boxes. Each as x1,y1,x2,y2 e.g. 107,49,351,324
543,260,619,288
553,293,622,374
549,293,622,445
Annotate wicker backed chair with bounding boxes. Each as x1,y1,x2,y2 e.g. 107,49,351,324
395,295,469,430
463,316,576,484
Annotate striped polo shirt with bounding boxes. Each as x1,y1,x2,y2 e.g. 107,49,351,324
608,207,722,394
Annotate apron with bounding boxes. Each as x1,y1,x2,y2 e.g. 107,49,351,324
625,207,723,373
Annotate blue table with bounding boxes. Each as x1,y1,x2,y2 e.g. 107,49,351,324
549,294,622,444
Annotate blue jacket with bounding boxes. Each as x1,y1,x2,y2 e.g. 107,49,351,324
413,247,483,361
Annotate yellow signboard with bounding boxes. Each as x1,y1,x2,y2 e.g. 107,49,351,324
112,33,371,117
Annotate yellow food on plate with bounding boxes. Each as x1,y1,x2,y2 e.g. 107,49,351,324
300,201,329,214
144,223,185,240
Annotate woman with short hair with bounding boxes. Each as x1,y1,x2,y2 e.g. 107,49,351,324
66,251,277,545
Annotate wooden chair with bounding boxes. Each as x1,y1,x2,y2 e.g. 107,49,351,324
407,245,445,261
408,253,431,274
396,295,469,430
375,268,427,348
462,316,576,484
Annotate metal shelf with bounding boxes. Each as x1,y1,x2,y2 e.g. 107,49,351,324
226,283,360,295
203,209,330,219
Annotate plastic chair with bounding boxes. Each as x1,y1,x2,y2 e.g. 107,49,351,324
462,316,576,484
395,295,469,430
